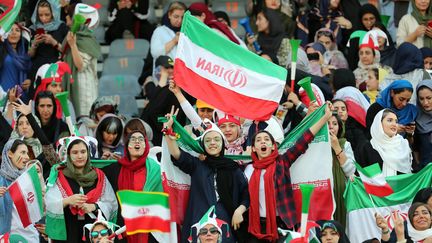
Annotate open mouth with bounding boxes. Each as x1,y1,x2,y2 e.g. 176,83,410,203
260,145,267,152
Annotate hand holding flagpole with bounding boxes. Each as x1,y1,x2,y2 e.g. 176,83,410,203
56,91,75,135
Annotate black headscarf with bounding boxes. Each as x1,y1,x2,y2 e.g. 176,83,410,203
161,13,181,33
358,4,381,30
331,68,356,91
413,187,432,204
201,131,239,216
392,42,423,75
421,47,432,59
257,8,287,58
317,220,351,243
34,91,69,144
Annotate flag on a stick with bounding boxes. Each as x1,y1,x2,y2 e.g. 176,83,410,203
355,162,393,197
174,11,286,121
8,164,43,228
117,190,171,235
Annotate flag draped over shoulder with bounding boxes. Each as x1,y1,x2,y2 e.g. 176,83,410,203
345,164,432,242
279,105,334,223
174,11,286,121
117,190,170,234
0,0,22,37
8,164,44,228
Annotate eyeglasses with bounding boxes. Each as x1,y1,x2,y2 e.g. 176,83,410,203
90,229,109,238
317,30,333,39
198,226,219,236
129,136,145,143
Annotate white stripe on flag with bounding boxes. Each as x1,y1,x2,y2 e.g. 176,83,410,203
177,33,284,103
17,172,42,223
121,204,170,220
360,173,387,186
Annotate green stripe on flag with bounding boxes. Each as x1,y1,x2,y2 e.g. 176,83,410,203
355,162,381,178
279,104,328,151
345,164,432,211
28,165,44,214
0,0,22,35
180,11,286,80
117,190,169,208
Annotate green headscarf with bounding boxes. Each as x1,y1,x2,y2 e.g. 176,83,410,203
62,137,97,187
332,116,347,227
411,0,432,48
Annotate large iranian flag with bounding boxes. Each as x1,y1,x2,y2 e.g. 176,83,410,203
279,105,334,222
345,164,432,242
8,164,43,228
174,11,286,121
117,190,171,234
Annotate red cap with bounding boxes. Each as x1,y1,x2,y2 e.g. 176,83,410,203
217,114,240,126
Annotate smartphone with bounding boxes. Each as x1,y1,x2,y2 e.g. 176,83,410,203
307,53,320,61
15,85,23,97
428,20,432,28
36,28,45,35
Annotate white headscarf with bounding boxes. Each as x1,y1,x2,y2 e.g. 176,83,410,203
407,217,432,242
370,109,412,176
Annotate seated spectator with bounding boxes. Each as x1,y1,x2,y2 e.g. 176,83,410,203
0,23,31,100
397,0,432,48
314,28,349,70
95,114,124,160
28,0,68,93
9,113,43,159
363,68,389,104
420,47,432,78
356,109,412,176
105,0,156,44
414,80,432,168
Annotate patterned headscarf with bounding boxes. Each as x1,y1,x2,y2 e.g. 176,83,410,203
0,139,25,182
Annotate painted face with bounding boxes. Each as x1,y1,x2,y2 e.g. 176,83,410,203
391,90,412,110
252,132,274,159
219,122,239,143
90,224,110,242
203,131,223,156
38,6,53,25
415,0,431,12
46,82,62,95
362,13,376,30
328,116,339,136
102,131,118,145
424,57,432,70
320,228,340,243
381,112,398,137
7,24,21,45
412,205,432,230
128,132,146,159
168,9,185,28
265,0,280,9
17,116,34,139
8,144,29,170
198,224,220,243
418,87,432,111
366,70,379,91
359,47,375,66
37,97,54,124
256,12,269,33
332,101,348,122
318,35,332,51
197,108,214,120
69,142,88,169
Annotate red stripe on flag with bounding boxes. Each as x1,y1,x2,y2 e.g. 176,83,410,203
293,180,333,222
9,183,31,227
162,173,190,225
174,59,279,121
345,99,367,127
364,182,393,197
124,216,170,234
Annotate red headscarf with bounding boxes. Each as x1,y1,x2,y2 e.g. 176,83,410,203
248,144,279,241
188,3,240,45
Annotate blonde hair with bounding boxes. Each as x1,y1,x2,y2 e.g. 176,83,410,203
167,1,187,14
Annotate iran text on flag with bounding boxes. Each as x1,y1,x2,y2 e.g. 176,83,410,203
0,0,22,37
279,105,334,222
345,164,432,242
8,164,43,228
117,190,171,234
174,11,286,121
355,162,393,197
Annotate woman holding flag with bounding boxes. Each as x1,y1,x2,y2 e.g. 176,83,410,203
164,106,249,243
0,139,39,242
244,102,332,242
45,137,118,242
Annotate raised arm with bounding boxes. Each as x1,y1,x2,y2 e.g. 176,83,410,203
169,80,203,129
163,106,181,160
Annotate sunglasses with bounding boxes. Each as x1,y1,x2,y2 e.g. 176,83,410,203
91,229,109,238
198,227,219,236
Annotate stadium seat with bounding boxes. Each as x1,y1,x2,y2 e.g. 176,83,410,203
211,1,246,18
108,39,150,58
102,57,144,77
